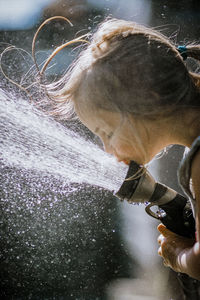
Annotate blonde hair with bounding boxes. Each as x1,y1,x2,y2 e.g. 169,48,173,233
45,18,200,120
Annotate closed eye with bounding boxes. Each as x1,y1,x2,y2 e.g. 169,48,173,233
107,132,113,139
95,127,113,140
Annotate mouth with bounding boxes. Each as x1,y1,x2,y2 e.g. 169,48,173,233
122,159,130,165
112,149,130,165
116,157,130,165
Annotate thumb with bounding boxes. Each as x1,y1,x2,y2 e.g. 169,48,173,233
157,223,173,236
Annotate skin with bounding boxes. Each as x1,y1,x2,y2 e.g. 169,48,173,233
75,103,200,280
157,150,200,280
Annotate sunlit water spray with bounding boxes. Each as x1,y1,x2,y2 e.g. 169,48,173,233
0,88,130,297
0,89,127,193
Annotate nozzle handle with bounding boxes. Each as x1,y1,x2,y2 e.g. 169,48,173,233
159,193,196,239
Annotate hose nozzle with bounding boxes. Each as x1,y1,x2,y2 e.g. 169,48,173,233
115,161,177,207
115,161,195,238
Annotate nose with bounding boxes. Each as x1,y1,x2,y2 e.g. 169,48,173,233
103,140,113,155
103,142,122,162
104,143,130,165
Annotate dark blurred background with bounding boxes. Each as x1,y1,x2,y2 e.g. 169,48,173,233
0,1,200,299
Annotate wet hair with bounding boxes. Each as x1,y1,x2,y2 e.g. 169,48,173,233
45,18,200,119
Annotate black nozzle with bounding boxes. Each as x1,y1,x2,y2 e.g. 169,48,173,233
115,161,142,201
116,163,195,239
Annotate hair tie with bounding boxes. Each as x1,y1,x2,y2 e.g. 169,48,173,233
177,45,187,60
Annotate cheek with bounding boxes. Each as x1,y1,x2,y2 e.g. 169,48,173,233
113,139,135,156
113,139,144,164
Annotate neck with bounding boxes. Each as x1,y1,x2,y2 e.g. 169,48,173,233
169,109,200,148
128,109,200,164
143,109,200,163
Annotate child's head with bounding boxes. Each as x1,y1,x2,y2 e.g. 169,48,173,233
47,18,200,164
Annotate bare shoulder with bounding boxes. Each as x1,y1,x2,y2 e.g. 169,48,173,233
191,148,200,199
191,146,200,243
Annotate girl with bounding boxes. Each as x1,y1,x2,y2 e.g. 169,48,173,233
46,18,200,280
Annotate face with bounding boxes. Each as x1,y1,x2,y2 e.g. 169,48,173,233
75,106,148,165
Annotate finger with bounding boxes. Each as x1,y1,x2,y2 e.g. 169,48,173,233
157,223,173,236
157,234,164,245
163,260,168,267
158,248,169,267
158,246,162,256
157,223,166,232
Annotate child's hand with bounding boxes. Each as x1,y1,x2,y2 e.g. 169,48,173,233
157,223,195,273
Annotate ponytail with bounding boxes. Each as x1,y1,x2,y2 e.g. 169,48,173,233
179,44,200,89
186,45,200,61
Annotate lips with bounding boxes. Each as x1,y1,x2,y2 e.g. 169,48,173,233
112,149,130,165
116,157,130,165
122,159,130,165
